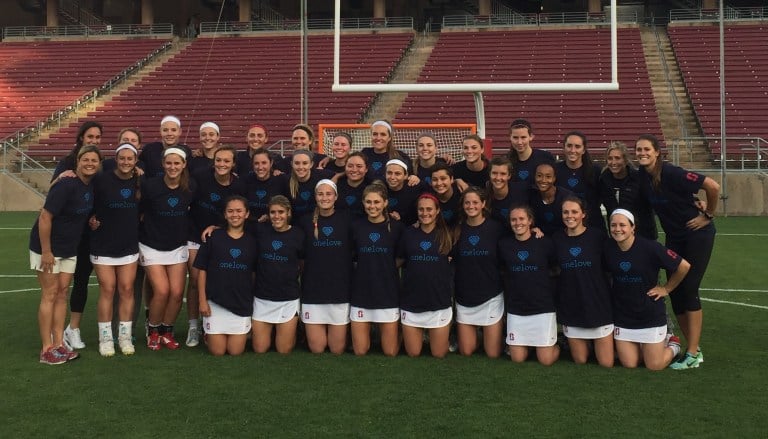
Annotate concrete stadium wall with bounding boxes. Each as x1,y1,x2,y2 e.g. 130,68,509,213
702,171,768,216
0,173,44,211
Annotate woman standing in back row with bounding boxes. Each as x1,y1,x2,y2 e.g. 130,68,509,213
636,134,720,370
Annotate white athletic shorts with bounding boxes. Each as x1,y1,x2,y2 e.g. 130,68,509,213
301,303,351,325
29,251,76,274
456,293,504,326
400,307,452,329
138,243,188,266
187,241,201,251
506,312,558,347
349,306,399,323
614,325,667,344
90,253,139,266
252,297,299,324
563,323,615,340
203,300,251,335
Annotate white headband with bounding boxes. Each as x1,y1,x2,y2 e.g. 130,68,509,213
386,159,408,173
611,208,635,225
115,143,138,155
371,120,393,134
164,147,187,161
161,115,181,127
199,122,220,134
315,179,337,194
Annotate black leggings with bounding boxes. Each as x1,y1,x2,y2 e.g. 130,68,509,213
666,227,716,315
69,232,93,314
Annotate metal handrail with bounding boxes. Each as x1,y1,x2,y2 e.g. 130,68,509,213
669,7,768,22
59,0,109,26
199,17,414,34
670,136,766,171
652,25,688,163
442,11,638,28
2,23,174,39
251,0,286,29
2,141,55,175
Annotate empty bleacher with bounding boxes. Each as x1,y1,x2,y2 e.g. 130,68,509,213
31,33,413,155
0,39,170,141
668,24,768,161
395,28,662,156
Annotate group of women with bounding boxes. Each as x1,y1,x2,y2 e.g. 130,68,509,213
30,117,719,371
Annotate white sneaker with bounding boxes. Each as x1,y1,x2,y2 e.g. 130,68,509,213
186,326,200,347
118,335,135,356
64,325,86,349
99,340,115,357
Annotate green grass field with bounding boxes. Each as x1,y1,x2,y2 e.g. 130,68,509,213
1,212,766,438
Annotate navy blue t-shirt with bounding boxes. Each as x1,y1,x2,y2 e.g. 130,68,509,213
489,181,530,226
387,182,427,226
638,163,713,241
29,177,94,257
529,186,574,236
452,218,505,307
511,148,555,183
335,176,371,218
298,211,353,304
498,235,557,315
555,161,606,233
188,154,214,175
414,157,446,186
290,169,335,220
361,147,413,181
193,229,256,317
432,185,462,227
598,167,658,240
188,169,246,244
397,227,453,313
244,173,290,224
139,176,194,251
350,218,405,309
137,142,193,178
452,160,489,189
254,223,305,302
90,171,140,258
552,228,612,328
604,236,682,329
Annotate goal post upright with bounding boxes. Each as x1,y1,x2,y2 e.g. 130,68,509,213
332,0,619,143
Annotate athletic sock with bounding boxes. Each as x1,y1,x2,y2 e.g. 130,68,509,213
119,321,132,338
148,323,160,334
98,321,113,342
669,344,681,357
188,319,198,330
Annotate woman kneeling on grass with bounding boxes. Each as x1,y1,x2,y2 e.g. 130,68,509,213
31,145,102,364
605,209,689,370
196,196,256,356
397,193,454,358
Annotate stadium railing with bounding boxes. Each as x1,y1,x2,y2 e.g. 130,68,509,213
2,23,174,39
671,136,767,171
199,17,414,35
669,7,768,23
442,11,638,28
59,0,109,27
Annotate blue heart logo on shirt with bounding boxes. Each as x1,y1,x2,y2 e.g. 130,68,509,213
620,261,632,272
567,177,579,188
322,226,333,237
229,248,241,259
120,188,132,199
500,208,509,219
369,232,380,243
518,170,529,181
569,247,582,257
424,177,432,185
517,250,529,261
210,193,221,202
388,198,399,208
345,195,356,206
167,197,179,207
419,241,432,251
443,210,454,221
468,235,480,246
372,162,383,171
544,212,554,222
84,193,91,201
256,190,267,199
300,191,310,201
271,240,283,251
